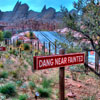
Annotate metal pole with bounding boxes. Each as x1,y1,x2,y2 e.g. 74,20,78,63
59,48,65,100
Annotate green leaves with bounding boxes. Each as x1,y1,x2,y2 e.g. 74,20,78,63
0,83,16,97
0,31,4,41
61,0,100,55
3,31,12,39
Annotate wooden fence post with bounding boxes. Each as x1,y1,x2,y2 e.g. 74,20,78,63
38,41,39,51
59,48,65,100
49,42,51,55
84,50,88,74
55,41,57,54
44,42,45,55
95,52,99,72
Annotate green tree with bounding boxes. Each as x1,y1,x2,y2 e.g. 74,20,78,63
30,31,35,39
4,31,12,39
30,31,33,39
0,31,4,41
61,0,100,56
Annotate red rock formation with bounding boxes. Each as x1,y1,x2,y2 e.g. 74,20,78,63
4,19,59,32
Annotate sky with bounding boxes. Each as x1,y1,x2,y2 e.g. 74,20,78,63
0,0,77,12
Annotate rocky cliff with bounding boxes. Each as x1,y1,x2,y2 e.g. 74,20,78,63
0,1,64,22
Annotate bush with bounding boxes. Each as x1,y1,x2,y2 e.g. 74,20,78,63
24,43,30,50
42,78,52,88
0,31,4,41
0,71,8,78
24,65,28,69
10,71,18,79
16,80,23,87
79,73,86,80
36,78,52,98
66,75,70,78
16,40,22,47
82,95,96,100
19,94,28,100
29,81,36,89
0,83,16,96
3,31,12,39
37,87,52,98
0,63,4,68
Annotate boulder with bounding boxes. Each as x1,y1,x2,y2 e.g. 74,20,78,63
67,92,76,98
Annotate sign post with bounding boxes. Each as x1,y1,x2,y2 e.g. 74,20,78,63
33,51,85,99
59,48,65,100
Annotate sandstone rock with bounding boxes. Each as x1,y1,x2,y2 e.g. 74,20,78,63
12,3,29,20
41,7,56,19
41,5,47,12
67,92,76,98
55,12,63,20
1,12,13,22
0,1,65,23
77,84,82,88
0,10,3,20
13,1,21,12
27,10,39,19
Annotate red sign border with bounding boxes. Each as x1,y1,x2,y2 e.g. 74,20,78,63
34,53,85,70
0,47,6,51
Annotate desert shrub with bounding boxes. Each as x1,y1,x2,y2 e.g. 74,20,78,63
0,63,4,68
16,80,23,87
65,98,68,100
8,50,13,54
36,77,52,98
37,87,52,98
66,74,70,78
5,54,9,59
3,31,12,39
76,64,85,71
10,71,18,79
8,49,18,56
16,40,22,47
24,65,28,69
29,81,36,89
0,71,8,78
0,83,16,96
42,78,52,88
79,73,86,80
82,95,96,100
23,43,30,50
13,50,18,56
19,94,28,100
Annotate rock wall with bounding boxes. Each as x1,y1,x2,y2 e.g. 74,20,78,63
0,1,63,22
